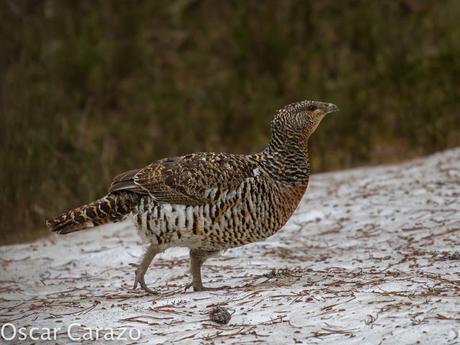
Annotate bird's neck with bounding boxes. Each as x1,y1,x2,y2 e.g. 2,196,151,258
258,132,311,184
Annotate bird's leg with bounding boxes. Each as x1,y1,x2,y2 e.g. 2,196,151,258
187,249,228,291
133,243,160,295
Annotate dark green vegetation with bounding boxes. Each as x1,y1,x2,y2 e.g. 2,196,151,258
1,1,459,244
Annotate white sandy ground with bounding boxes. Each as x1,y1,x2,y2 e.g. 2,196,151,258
1,149,459,345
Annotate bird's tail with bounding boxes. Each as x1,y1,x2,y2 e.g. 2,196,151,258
46,192,138,235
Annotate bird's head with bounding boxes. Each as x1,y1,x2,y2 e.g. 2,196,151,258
271,100,338,143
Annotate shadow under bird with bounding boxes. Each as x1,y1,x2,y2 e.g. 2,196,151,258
46,100,338,294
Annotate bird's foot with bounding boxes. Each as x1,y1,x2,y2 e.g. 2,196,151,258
184,282,231,292
133,269,158,295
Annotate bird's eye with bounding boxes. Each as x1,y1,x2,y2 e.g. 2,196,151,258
306,104,317,111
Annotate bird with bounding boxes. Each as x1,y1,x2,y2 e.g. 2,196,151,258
46,100,338,294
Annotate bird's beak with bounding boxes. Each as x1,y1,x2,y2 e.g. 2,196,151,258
326,103,339,114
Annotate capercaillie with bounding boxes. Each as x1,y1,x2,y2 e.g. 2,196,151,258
46,100,338,293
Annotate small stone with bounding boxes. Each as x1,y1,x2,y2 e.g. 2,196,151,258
364,314,376,325
209,307,231,324
448,329,458,340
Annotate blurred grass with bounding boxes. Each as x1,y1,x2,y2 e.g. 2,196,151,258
1,0,459,244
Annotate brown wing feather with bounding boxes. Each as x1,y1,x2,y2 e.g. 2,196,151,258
109,169,144,193
109,153,257,206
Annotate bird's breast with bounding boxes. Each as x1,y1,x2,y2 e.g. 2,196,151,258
132,178,308,249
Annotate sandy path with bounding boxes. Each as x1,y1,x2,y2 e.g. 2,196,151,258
1,148,459,344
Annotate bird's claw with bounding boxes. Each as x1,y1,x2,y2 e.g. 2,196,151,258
133,269,158,295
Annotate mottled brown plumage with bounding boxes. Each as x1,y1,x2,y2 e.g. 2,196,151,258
46,100,338,293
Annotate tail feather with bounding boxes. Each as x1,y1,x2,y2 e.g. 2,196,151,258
46,192,137,235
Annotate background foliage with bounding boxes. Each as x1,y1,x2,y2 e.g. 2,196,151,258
1,0,459,244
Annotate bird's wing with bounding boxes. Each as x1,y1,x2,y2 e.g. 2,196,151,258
109,169,142,192
108,153,257,206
